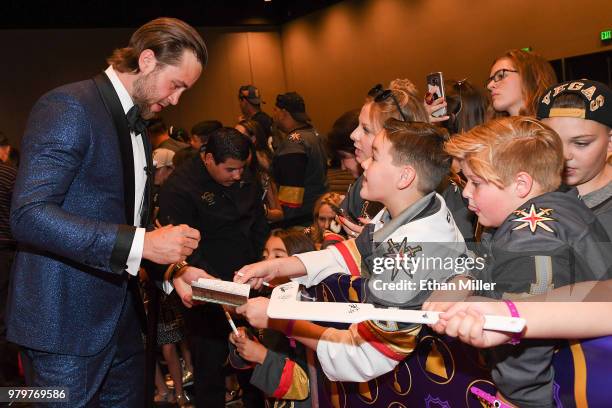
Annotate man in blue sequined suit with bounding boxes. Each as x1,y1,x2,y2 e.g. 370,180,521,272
6,18,209,406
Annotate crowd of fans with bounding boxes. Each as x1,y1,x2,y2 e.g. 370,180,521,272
2,46,611,408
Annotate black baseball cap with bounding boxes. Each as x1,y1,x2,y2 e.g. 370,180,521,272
276,92,311,123
537,79,612,127
238,85,263,105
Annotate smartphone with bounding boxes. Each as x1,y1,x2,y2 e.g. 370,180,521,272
329,203,362,226
426,72,446,117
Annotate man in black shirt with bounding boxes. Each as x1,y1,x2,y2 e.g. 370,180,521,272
157,127,269,407
272,92,328,227
238,84,273,139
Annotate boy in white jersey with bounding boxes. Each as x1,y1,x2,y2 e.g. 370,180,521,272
234,119,469,382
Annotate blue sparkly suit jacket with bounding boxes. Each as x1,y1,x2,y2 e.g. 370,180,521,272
6,73,153,356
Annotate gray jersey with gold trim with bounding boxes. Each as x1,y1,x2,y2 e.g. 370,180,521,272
477,188,612,299
476,188,612,408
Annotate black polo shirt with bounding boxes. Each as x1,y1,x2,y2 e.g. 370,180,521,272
157,155,269,280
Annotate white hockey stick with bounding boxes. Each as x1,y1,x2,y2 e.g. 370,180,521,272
266,281,525,333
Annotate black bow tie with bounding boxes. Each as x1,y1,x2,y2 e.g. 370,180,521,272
126,105,148,135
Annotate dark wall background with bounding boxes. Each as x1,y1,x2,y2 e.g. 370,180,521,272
2,0,612,146
0,27,286,146
280,0,612,133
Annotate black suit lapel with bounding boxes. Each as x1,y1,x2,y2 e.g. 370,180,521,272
93,73,135,226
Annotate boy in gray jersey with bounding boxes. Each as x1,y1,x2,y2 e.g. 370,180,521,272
444,116,612,408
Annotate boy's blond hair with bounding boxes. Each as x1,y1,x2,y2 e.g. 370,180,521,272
445,116,563,192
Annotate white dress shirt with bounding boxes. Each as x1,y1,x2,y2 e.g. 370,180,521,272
105,66,146,276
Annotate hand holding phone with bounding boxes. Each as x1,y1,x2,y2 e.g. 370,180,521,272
329,204,361,226
426,72,447,118
329,203,365,238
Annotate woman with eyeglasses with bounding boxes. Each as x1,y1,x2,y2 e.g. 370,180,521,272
339,79,429,237
486,49,557,117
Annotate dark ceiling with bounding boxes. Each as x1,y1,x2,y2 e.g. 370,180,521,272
0,0,343,29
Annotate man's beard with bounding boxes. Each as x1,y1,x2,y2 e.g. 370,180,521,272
132,69,160,120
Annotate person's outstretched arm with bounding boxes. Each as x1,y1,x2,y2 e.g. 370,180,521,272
235,239,362,289
433,280,612,347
